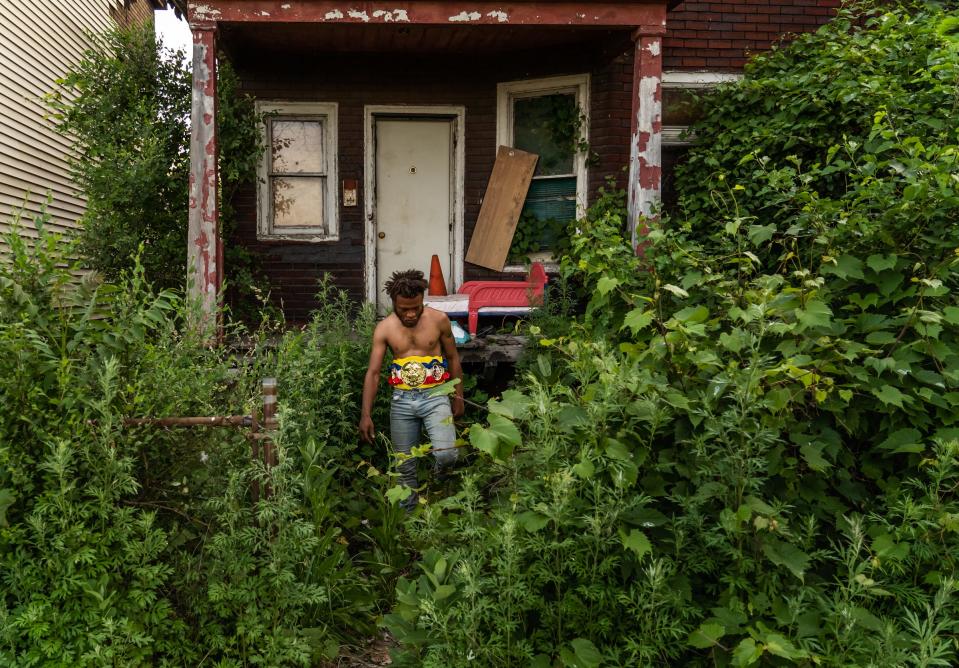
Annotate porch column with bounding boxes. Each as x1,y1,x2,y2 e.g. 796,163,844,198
187,25,221,323
627,29,664,253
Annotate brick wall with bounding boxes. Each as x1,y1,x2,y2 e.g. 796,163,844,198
665,0,840,70
228,46,633,321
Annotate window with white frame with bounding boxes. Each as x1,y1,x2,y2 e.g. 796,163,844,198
661,72,741,212
256,101,338,241
497,74,589,263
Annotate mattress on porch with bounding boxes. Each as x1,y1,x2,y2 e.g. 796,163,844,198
424,294,532,316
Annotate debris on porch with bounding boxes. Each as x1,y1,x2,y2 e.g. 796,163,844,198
464,145,538,272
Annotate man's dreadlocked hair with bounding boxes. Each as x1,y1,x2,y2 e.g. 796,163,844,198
385,269,428,300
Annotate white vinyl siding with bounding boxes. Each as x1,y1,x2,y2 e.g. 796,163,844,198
0,1,148,256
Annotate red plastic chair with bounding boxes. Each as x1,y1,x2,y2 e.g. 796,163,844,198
457,263,548,335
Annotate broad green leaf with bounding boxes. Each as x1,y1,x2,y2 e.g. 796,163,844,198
942,306,959,325
795,299,833,331
604,439,631,461
747,223,776,245
433,584,456,601
428,381,458,397
762,537,810,580
573,458,595,479
866,254,897,272
620,528,652,560
877,428,923,454
386,485,413,504
732,638,762,666
674,305,709,323
597,276,620,295
871,385,909,408
763,633,806,660
688,622,726,649
865,330,897,345
517,511,550,532
557,405,589,431
487,413,521,448
622,308,654,333
569,638,603,668
800,442,831,471
851,606,884,632
488,390,532,420
469,425,499,458
720,328,748,353
821,254,864,279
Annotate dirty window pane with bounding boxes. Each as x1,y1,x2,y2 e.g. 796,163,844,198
662,88,702,128
513,93,576,177
272,177,325,229
271,120,325,174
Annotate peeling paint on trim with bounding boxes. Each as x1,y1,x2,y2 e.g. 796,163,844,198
486,10,508,22
448,10,481,22
188,28,220,321
627,35,663,253
324,8,344,19
348,8,370,21
372,8,410,22
191,3,222,20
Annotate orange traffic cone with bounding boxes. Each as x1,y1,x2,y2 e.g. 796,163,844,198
428,254,447,296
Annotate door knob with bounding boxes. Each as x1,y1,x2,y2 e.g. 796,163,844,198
378,232,386,239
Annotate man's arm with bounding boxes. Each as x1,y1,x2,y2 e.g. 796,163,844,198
439,314,465,418
359,323,389,442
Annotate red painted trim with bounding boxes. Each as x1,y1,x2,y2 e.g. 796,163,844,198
189,1,666,29
187,27,221,325
627,32,662,253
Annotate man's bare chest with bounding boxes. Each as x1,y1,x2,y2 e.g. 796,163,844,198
387,324,441,357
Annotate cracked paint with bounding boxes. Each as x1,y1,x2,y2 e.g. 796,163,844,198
372,9,410,22
188,29,220,318
324,9,344,19
348,9,370,21
627,35,663,252
448,10,481,22
191,3,221,20
486,10,508,22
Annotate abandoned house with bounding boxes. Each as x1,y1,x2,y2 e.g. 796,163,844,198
179,0,840,323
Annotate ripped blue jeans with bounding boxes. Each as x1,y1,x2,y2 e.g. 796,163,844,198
390,388,458,508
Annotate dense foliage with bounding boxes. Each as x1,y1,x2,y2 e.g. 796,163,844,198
385,3,959,666
6,2,959,666
0,213,402,665
47,25,264,298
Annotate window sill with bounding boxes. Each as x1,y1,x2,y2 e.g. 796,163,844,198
256,231,339,243
503,251,559,274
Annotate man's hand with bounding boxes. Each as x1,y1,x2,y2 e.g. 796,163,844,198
452,395,465,418
359,415,375,442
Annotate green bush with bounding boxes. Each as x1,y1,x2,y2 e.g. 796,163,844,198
386,3,959,665
47,24,267,301
0,213,395,665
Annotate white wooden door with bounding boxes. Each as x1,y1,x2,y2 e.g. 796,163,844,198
374,118,453,312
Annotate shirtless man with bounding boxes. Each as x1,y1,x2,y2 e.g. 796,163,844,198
359,269,464,509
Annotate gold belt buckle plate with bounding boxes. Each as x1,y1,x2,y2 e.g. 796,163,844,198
400,361,427,388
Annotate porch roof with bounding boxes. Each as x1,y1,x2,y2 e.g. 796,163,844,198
187,1,667,33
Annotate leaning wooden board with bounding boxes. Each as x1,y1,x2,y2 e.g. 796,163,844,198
465,146,538,272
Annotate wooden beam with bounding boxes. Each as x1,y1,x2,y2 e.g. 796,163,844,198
627,30,662,253
188,1,666,30
187,26,221,326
